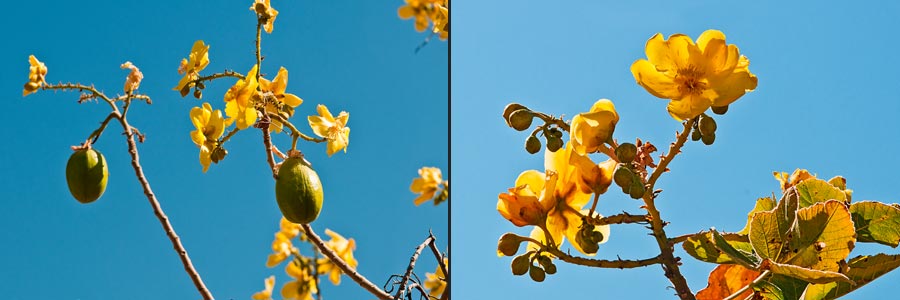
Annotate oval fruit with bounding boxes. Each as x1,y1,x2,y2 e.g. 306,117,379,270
275,157,324,224
66,149,109,204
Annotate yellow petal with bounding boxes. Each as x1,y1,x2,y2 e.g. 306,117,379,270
199,145,212,173
696,30,726,52
667,92,714,121
514,170,545,195
283,93,303,107
631,59,681,99
281,280,300,299
190,130,206,146
710,70,758,107
644,33,676,71
317,104,335,122
272,67,288,93
335,111,349,127
398,6,415,19
307,116,331,138
666,34,701,70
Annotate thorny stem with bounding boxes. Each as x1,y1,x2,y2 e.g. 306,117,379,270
523,237,662,269
533,111,570,132
395,236,433,300
300,224,393,300
267,112,326,143
641,117,698,300
427,232,448,281
261,121,278,178
86,113,118,144
193,70,245,86
723,270,771,300
256,20,262,83
586,212,650,226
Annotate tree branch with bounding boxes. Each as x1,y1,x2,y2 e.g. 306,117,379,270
301,224,393,300
395,236,433,299
586,211,650,226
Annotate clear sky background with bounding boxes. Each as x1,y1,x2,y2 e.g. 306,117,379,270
452,0,900,299
1,1,446,299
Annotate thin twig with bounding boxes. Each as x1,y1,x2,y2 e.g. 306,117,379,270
724,270,770,300
641,117,698,300
301,224,393,300
267,112,326,143
427,232,448,280
194,70,245,85
86,113,118,144
532,111,570,132
261,123,278,178
586,212,650,226
395,236,434,299
523,237,662,269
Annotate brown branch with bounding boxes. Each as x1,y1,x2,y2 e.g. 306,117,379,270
261,122,278,178
586,211,650,226
641,117,698,300
301,224,393,300
115,100,213,300
427,232,448,279
524,237,661,269
194,70,244,85
395,236,433,299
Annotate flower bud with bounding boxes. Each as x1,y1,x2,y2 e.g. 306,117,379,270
701,131,716,145
546,135,563,152
691,127,702,141
508,109,534,131
698,114,717,136
497,233,526,257
503,103,528,122
537,256,556,275
180,84,192,97
511,254,531,276
529,264,546,282
628,182,645,199
193,88,203,99
711,105,728,115
613,164,633,188
615,143,637,164
525,136,541,154
575,224,600,254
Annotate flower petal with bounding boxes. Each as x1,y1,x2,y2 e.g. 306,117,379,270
667,92,713,121
710,70,758,107
631,59,681,99
282,93,303,107
515,170,545,195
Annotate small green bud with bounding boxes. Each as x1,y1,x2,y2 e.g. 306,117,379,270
613,164,633,188
511,253,531,276
615,143,637,164
529,264,546,282
197,81,206,89
628,182,645,199
508,109,534,131
503,103,528,122
193,88,203,99
691,127,702,141
525,136,541,154
711,105,728,115
701,131,716,145
497,233,525,257
698,114,717,136
546,136,563,152
210,146,228,163
575,224,600,254
537,256,557,275
591,231,604,244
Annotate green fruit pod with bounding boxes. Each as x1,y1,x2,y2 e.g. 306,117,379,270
66,149,109,204
275,157,324,224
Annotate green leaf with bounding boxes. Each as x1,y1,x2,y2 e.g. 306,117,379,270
783,200,855,271
849,201,900,247
802,254,900,300
768,274,809,300
752,280,785,300
683,231,753,265
750,189,798,261
762,259,852,284
712,229,761,269
795,179,847,208
739,197,777,235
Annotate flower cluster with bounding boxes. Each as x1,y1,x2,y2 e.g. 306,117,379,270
410,167,449,206
398,0,449,40
22,55,48,96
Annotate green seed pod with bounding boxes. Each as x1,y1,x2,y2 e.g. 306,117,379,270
497,233,525,257
629,182,645,199
711,105,728,115
591,231,605,244
546,136,563,152
193,88,203,99
701,131,716,146
509,109,534,131
537,256,557,275
525,136,541,154
275,157,324,224
210,146,228,163
691,127,702,141
503,103,529,123
698,115,717,136
615,143,637,164
529,264,546,282
66,149,109,204
613,164,634,189
575,224,600,254
511,254,531,276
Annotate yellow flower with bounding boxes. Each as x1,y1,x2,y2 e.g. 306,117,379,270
568,148,617,194
174,40,210,94
497,172,547,227
259,67,303,133
120,61,143,94
190,103,226,173
773,169,815,192
251,0,279,34
224,65,260,130
251,276,275,300
424,258,448,298
411,167,443,206
631,30,758,121
316,229,357,285
280,216,302,239
504,143,609,255
282,260,317,300
266,231,296,268
431,3,449,40
398,0,431,32
308,104,350,157
23,55,48,96
570,99,619,155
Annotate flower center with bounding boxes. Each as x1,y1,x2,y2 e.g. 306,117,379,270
676,66,706,95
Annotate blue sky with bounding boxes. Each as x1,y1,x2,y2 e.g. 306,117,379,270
1,1,446,299
452,0,900,299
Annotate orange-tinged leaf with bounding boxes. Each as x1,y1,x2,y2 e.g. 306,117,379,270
696,264,761,300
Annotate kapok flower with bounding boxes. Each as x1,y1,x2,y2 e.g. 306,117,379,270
190,103,226,173
424,258,448,298
568,146,617,194
282,260,317,300
431,2,449,40
631,30,758,121
259,67,303,133
398,0,431,32
120,61,144,94
266,231,296,268
308,104,350,157
280,216,303,239
251,0,279,34
570,99,619,155
224,65,260,130
316,229,358,285
251,276,275,300
23,55,48,96
174,40,210,95
411,167,443,206
773,169,815,192
497,171,547,227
